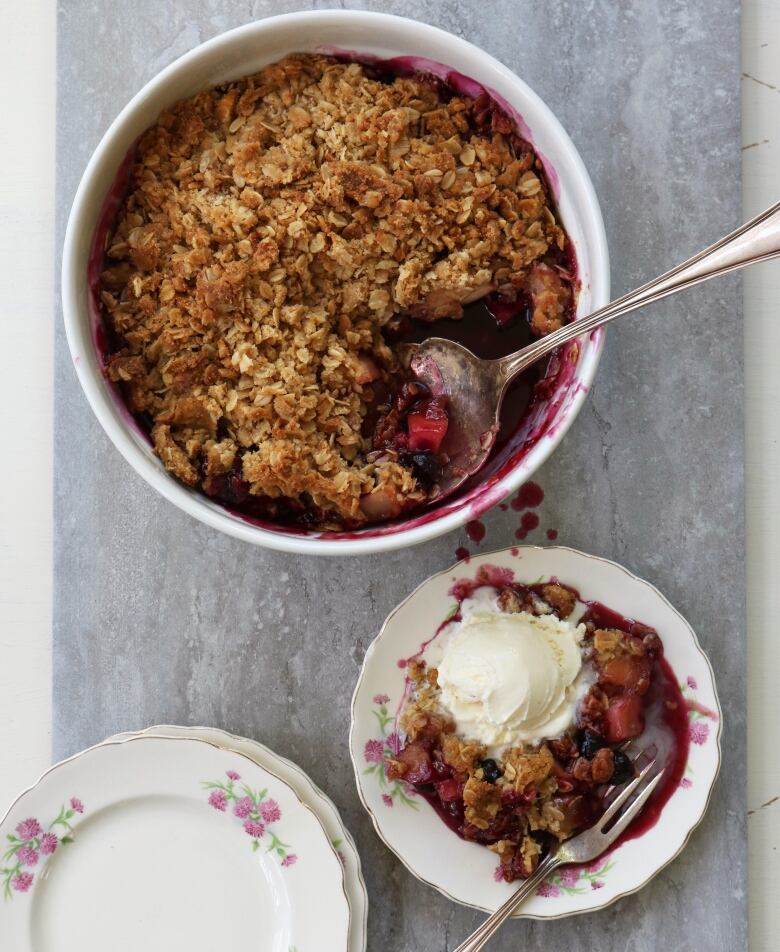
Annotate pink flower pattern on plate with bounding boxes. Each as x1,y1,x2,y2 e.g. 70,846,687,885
689,721,710,745
202,772,295,866
2,799,85,900
260,799,281,824
233,796,253,819
558,866,580,887
16,847,38,867
386,731,402,756
536,882,560,898
363,739,384,763
12,873,34,893
537,858,616,897
15,819,41,841
244,820,265,838
39,833,58,855
678,673,717,789
208,790,228,812
363,697,419,809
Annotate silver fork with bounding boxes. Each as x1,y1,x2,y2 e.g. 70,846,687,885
452,758,664,952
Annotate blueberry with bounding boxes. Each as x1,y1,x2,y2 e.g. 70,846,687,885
410,452,442,486
480,758,503,784
611,750,634,785
578,731,604,760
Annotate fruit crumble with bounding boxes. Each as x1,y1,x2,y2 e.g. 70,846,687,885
386,576,687,882
98,53,575,530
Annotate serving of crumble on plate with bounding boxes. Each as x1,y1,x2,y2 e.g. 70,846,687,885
350,546,721,918
388,576,676,884
97,53,576,531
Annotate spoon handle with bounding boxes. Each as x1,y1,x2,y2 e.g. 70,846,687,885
450,853,561,952
498,198,780,382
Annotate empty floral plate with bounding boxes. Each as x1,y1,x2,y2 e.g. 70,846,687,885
350,546,722,919
107,725,368,952
0,735,350,951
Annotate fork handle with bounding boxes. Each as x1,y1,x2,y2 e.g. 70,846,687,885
451,853,561,952
498,197,780,382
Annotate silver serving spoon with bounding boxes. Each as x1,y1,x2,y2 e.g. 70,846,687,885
406,199,780,501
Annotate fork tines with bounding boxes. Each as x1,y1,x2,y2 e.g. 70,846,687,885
599,759,664,846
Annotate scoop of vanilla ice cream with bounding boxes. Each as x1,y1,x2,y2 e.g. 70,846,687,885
434,608,585,747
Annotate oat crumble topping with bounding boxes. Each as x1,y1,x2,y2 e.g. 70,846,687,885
99,53,574,529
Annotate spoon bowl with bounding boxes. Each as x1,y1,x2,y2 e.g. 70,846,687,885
403,340,505,500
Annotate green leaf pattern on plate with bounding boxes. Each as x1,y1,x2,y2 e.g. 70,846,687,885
363,696,418,810
203,770,297,867
1,798,85,901
536,857,616,897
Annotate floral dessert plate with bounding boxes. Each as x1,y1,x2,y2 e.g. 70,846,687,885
0,735,350,951
106,725,367,952
350,546,721,919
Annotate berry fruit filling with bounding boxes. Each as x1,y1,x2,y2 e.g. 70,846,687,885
370,377,450,492
386,577,689,882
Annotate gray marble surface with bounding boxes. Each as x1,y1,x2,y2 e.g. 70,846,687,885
54,2,745,949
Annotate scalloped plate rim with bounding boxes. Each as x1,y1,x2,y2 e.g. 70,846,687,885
0,733,351,950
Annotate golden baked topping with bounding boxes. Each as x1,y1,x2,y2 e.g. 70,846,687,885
99,54,573,528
